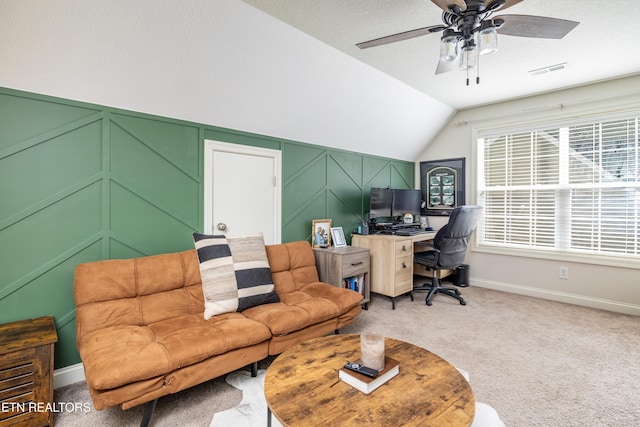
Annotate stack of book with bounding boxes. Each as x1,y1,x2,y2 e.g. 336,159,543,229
338,357,399,394
343,273,366,295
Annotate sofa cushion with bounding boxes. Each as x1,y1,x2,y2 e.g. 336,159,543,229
242,241,363,336
265,241,321,295
242,281,363,335
79,312,272,391
193,233,279,319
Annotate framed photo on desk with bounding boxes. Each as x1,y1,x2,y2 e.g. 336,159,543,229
420,157,465,216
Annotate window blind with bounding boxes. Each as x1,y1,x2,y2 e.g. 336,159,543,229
477,112,640,260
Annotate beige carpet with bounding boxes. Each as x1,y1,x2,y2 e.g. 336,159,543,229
54,285,640,426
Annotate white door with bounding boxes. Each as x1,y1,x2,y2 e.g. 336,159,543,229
204,140,281,244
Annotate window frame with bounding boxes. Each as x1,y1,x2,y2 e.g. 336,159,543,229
473,109,640,270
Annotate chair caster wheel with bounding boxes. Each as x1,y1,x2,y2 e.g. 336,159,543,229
460,300,466,305
426,300,432,306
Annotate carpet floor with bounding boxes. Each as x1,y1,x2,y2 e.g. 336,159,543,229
54,285,640,426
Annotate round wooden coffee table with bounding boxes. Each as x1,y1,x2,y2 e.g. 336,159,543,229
265,334,475,426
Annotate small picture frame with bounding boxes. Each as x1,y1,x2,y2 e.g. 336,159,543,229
331,227,347,247
312,219,332,248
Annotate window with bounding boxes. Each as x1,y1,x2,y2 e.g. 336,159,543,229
477,111,640,266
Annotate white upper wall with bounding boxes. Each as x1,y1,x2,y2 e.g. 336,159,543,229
0,0,453,161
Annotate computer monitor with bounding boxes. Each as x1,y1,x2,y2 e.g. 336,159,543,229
369,188,393,219
392,189,421,218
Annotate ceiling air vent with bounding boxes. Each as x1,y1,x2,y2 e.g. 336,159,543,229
529,62,568,76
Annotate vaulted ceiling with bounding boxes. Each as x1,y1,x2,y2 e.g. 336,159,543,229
242,0,640,110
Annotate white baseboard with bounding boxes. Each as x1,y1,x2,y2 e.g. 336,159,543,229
54,362,86,389
473,279,640,316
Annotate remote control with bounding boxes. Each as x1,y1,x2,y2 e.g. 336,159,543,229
344,362,378,378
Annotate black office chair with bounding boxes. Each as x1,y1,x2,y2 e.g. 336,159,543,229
413,205,482,306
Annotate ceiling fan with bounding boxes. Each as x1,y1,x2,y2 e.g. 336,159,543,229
356,0,579,85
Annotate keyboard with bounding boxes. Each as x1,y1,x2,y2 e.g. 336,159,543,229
394,229,429,236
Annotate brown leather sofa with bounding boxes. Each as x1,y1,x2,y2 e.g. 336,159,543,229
74,241,363,422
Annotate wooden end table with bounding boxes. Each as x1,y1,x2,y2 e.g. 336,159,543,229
265,334,475,426
0,316,58,427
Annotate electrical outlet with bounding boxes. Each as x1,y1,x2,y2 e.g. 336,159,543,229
558,266,569,280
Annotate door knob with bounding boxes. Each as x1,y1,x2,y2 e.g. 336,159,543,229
217,222,227,231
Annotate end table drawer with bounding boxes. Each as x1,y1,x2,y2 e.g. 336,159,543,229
341,252,369,277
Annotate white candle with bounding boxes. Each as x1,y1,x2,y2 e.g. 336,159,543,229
360,332,385,371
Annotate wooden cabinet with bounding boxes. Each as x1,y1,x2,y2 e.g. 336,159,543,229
313,246,370,309
352,232,436,309
0,316,58,427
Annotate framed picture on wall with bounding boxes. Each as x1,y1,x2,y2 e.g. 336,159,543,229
420,157,465,216
312,219,332,247
330,227,347,247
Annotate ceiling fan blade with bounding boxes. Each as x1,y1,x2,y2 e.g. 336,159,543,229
431,0,466,13
496,14,579,39
356,25,444,49
484,0,523,11
436,58,458,75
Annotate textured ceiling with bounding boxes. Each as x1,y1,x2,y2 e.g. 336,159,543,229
242,0,640,110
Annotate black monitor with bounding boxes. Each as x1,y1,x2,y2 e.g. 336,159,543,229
369,188,393,219
392,189,421,218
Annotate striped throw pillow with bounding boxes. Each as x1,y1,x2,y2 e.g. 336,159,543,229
193,233,279,319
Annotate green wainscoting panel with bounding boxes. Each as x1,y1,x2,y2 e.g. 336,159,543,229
282,140,326,178
110,121,200,226
363,156,393,185
109,182,197,256
391,162,415,188
0,120,102,223
0,182,103,293
283,153,328,210
0,87,413,369
0,92,100,152
112,114,200,177
281,141,414,244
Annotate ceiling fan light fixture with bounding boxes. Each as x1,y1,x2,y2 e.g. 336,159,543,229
439,30,458,62
459,41,477,70
479,25,498,55
355,0,581,86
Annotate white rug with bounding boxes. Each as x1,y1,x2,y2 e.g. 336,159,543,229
210,369,281,427
211,368,504,427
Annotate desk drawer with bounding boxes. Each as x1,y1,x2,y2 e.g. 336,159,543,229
341,252,369,277
395,256,412,282
394,240,412,258
395,278,413,295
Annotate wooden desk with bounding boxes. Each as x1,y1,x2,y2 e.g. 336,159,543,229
265,334,475,426
352,232,436,309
